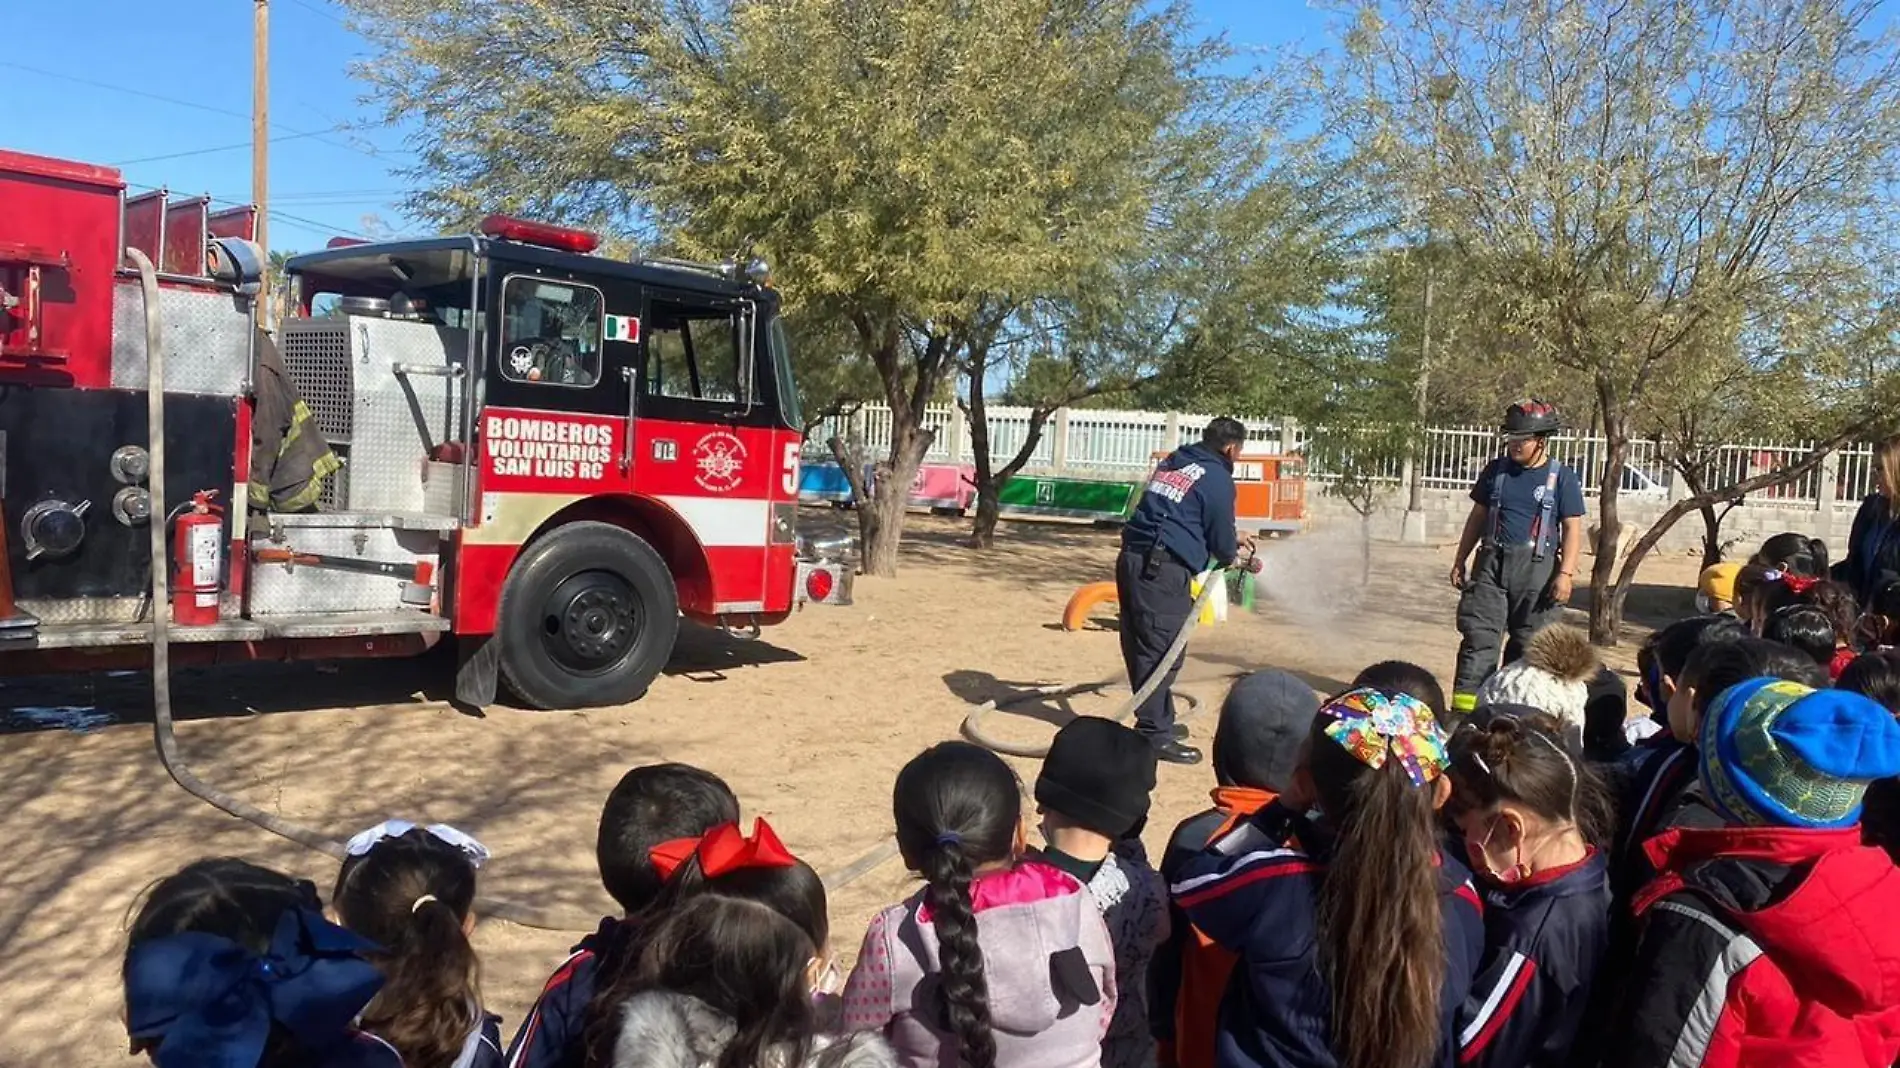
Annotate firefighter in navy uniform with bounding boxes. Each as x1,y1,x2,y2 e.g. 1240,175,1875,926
1118,417,1253,765
1449,401,1586,714
249,327,341,513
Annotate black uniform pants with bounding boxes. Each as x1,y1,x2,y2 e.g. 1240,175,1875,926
1453,542,1560,702
1116,547,1193,743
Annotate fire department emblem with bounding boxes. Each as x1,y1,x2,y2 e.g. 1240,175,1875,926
693,431,747,493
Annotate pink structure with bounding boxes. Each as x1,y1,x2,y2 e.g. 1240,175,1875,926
909,463,977,512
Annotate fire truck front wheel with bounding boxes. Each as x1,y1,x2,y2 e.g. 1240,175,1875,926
497,521,681,709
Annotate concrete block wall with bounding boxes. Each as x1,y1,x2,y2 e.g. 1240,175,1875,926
1303,486,1855,558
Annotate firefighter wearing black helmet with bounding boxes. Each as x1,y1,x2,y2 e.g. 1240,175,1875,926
1449,400,1586,713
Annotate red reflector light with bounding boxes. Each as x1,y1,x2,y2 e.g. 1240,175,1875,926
478,213,601,254
806,568,835,602
326,236,369,249
414,561,436,586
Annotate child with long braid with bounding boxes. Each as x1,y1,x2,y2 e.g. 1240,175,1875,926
839,742,1116,1068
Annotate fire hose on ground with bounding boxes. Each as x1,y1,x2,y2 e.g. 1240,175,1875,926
823,559,1245,892
130,244,1249,922
131,249,587,931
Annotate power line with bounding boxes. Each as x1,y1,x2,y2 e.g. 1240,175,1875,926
123,180,376,241
283,0,349,25
111,130,333,167
0,62,252,122
267,208,372,240
0,61,409,163
214,189,407,203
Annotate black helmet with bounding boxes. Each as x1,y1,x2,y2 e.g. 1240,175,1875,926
1502,400,1561,439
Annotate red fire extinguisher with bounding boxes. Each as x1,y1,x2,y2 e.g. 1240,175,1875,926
173,490,224,627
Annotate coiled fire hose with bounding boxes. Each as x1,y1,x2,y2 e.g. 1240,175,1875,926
130,245,1253,920
826,558,1251,891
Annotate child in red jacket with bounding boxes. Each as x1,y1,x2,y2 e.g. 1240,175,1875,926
1601,678,1900,1068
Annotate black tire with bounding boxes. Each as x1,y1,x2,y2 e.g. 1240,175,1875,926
496,521,680,710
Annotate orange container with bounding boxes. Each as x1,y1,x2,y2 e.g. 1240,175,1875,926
1149,446,1306,535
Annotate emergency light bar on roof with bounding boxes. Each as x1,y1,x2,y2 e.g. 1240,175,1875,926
478,214,601,254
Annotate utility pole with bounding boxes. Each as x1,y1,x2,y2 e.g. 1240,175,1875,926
1400,72,1458,544
253,0,271,324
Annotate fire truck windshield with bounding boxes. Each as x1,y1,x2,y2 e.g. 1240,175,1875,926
769,315,801,429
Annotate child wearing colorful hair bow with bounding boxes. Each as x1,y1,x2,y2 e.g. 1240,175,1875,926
1599,679,1900,1068
334,821,501,1068
124,857,401,1068
1444,712,1612,1068
583,817,848,1068
1169,687,1484,1068
841,741,1117,1068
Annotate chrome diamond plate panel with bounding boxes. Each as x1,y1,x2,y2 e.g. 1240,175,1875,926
248,521,445,616
111,282,251,395
280,318,467,515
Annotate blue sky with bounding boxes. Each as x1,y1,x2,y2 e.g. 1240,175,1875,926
7,0,1328,254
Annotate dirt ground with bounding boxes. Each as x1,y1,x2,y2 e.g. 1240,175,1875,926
0,515,1706,1064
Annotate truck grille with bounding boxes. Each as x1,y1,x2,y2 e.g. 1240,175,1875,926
280,324,354,443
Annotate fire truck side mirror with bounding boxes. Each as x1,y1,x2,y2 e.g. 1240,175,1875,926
737,300,758,416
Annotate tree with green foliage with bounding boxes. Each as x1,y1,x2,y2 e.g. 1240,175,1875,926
344,0,1222,576
961,302,1132,549
958,134,1341,550
1336,0,1900,642
781,314,879,439
1305,422,1417,584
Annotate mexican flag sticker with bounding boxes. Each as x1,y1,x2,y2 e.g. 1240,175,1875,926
603,314,641,343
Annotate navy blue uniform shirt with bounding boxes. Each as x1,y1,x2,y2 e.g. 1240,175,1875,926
1455,849,1611,1068
505,917,624,1068
1171,807,1485,1068
1123,442,1240,570
1470,456,1585,547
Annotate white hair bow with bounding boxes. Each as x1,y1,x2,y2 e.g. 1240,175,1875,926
343,819,491,869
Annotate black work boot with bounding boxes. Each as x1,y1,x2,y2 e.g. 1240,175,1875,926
1154,740,1203,766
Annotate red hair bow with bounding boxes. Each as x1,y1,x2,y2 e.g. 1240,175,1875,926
1784,574,1819,595
648,819,796,881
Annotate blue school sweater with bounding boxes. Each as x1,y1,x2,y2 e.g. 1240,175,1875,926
1171,809,1485,1068
1455,849,1610,1068
505,917,625,1068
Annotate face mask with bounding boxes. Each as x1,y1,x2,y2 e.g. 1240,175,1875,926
1465,814,1531,885
1694,592,1712,614
809,957,843,997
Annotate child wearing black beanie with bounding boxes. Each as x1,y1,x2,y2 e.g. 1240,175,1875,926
1035,716,1168,1068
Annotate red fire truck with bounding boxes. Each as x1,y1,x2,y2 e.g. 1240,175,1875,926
0,148,852,709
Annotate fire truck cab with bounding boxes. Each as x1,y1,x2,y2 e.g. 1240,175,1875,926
0,149,850,709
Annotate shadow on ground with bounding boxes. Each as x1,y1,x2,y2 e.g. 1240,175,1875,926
941,668,1125,730
1187,652,1353,699
0,696,653,1056
1,624,805,737
1571,582,1696,633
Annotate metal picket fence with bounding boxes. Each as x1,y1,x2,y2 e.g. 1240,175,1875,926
808,404,1870,508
